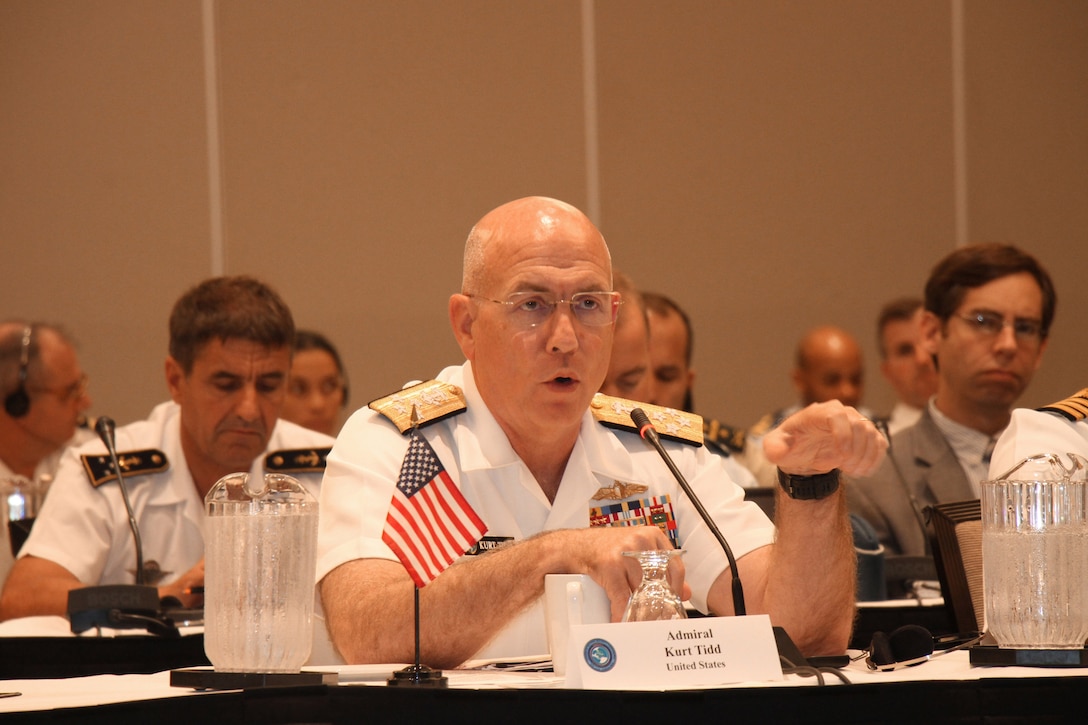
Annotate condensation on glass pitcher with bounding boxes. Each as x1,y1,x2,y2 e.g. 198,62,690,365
982,526,1088,649
204,503,318,673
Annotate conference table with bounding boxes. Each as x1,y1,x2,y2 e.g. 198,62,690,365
1,652,1087,723
1,619,1086,724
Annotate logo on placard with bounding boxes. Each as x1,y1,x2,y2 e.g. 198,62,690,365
583,638,617,672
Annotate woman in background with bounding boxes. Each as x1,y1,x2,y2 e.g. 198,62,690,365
282,330,348,437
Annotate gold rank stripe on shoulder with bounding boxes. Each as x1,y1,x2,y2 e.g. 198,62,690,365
369,379,468,434
746,412,777,439
1038,387,1088,422
264,447,332,473
81,449,170,488
704,418,746,454
590,394,703,446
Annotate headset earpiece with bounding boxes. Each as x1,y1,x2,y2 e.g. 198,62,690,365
887,624,936,662
867,626,983,671
869,630,895,666
4,386,30,418
3,326,32,419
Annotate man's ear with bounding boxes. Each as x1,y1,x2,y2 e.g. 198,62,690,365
449,294,476,361
919,311,942,356
164,356,185,403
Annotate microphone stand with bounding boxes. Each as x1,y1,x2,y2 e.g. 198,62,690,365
630,408,745,615
67,417,174,637
630,408,811,668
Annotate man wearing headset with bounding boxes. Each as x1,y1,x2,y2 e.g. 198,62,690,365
0,321,94,583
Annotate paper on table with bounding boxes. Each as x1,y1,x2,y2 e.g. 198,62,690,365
0,615,202,638
0,615,72,637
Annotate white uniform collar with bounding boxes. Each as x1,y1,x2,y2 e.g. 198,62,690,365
446,361,647,488
101,401,331,508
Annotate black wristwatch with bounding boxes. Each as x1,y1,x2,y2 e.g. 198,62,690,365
777,468,841,501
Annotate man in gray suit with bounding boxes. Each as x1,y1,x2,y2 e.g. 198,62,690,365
847,244,1056,556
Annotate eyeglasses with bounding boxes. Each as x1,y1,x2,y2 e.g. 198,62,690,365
468,291,621,329
29,373,89,403
954,311,1045,344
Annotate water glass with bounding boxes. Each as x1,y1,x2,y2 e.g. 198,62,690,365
621,550,686,622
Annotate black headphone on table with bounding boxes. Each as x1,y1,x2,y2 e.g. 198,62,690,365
3,325,33,419
864,625,983,671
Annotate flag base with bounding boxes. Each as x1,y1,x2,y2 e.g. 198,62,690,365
387,664,448,688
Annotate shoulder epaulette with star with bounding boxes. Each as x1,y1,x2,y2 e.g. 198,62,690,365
590,394,703,446
369,379,467,434
264,447,332,473
703,418,746,454
81,449,170,488
1037,387,1088,422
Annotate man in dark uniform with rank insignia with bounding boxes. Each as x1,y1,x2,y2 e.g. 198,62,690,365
0,276,334,621
317,196,887,668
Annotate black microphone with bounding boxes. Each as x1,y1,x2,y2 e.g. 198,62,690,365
95,416,145,585
630,408,746,616
66,417,172,636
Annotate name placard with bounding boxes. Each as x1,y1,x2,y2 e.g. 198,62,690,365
564,614,782,689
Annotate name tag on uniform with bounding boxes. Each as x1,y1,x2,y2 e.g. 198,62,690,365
564,615,782,689
465,536,513,555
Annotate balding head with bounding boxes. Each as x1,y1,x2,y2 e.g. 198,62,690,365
0,320,91,476
461,196,611,295
792,325,864,407
0,321,77,398
450,196,616,460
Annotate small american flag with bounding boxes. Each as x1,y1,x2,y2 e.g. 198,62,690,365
382,429,487,588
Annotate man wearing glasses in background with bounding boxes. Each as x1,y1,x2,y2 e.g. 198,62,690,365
317,196,887,668
0,322,94,583
847,244,1056,558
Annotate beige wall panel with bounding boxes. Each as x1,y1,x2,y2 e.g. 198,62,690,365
595,0,956,425
213,0,588,408
2,0,1084,441
963,0,1088,410
0,0,212,424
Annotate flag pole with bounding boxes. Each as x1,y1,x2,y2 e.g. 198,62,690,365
414,585,421,668
388,405,448,688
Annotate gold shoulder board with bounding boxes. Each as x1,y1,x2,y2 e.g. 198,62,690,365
704,418,746,454
590,394,703,446
1038,387,1088,421
265,447,332,473
746,412,777,438
369,380,467,434
81,449,170,488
